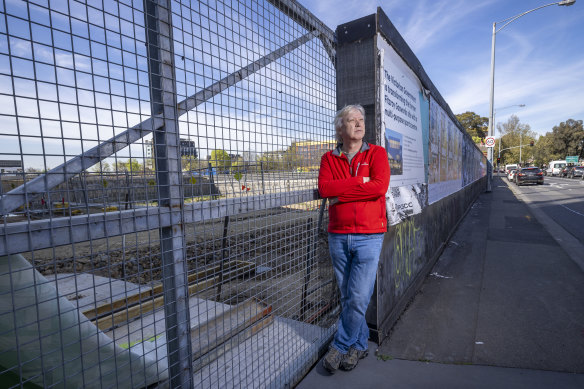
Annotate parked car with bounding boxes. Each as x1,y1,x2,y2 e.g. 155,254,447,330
559,165,572,178
567,166,584,179
515,167,544,186
507,169,517,181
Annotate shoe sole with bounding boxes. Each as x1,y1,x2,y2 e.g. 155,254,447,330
322,358,338,374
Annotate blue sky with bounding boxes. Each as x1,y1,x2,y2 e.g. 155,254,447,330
2,0,582,171
299,0,584,137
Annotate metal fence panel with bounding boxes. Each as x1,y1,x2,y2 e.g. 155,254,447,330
0,0,337,387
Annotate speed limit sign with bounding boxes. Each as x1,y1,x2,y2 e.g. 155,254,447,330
485,136,496,148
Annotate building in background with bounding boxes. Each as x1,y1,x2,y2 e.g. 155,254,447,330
294,140,337,170
0,160,23,174
145,139,198,170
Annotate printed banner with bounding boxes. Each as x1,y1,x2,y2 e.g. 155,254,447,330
428,97,486,204
428,98,463,204
386,184,428,226
380,43,426,187
378,38,428,225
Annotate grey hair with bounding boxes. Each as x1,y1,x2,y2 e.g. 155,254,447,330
334,104,365,143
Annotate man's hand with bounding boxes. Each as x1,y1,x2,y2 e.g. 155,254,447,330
363,177,370,183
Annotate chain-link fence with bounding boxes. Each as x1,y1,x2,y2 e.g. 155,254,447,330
1,0,337,387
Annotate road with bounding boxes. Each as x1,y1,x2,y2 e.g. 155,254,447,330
507,175,584,246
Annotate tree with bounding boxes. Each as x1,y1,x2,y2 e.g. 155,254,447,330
115,159,143,173
181,156,206,172
258,150,284,171
497,115,536,165
209,149,231,172
282,143,303,170
455,111,488,140
532,134,557,168
90,161,111,173
471,136,483,145
531,119,584,166
549,119,584,159
229,155,246,173
25,167,44,173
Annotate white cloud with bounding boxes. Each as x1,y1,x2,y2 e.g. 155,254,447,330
399,0,493,53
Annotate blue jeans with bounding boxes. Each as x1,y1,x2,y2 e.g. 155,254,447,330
328,233,384,353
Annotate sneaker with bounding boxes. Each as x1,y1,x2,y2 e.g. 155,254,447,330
322,347,345,373
340,347,368,371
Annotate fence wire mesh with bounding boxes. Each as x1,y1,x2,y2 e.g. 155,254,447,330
0,0,337,387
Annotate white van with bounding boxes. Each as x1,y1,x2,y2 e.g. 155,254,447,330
545,160,566,176
505,164,518,174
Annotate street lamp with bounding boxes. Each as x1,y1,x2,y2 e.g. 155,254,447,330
493,104,525,131
486,0,576,191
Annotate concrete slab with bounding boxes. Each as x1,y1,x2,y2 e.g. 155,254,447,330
45,272,152,313
46,271,329,388
193,316,330,388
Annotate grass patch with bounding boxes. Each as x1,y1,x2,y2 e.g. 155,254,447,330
376,353,393,361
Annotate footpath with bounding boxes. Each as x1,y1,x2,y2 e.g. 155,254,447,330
297,174,584,388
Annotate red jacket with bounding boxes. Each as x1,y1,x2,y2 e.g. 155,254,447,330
318,142,390,233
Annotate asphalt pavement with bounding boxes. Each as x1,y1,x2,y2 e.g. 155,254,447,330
297,174,584,388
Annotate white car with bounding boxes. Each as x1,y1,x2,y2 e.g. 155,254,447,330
508,169,517,181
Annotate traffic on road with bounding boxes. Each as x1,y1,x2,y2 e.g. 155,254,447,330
498,171,584,247
500,162,584,188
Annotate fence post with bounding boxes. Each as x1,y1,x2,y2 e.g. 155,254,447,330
260,161,265,194
208,162,217,199
124,171,131,210
216,215,230,301
144,0,193,387
81,171,89,210
300,218,314,321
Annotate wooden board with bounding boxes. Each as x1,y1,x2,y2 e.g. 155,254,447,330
105,296,231,349
93,277,217,331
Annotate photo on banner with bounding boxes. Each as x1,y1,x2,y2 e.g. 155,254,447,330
428,98,463,204
378,38,428,225
429,97,487,204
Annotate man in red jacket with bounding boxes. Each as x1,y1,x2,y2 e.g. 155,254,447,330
318,104,390,373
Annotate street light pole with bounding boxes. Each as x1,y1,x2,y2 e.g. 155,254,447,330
486,0,576,192
487,21,497,191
